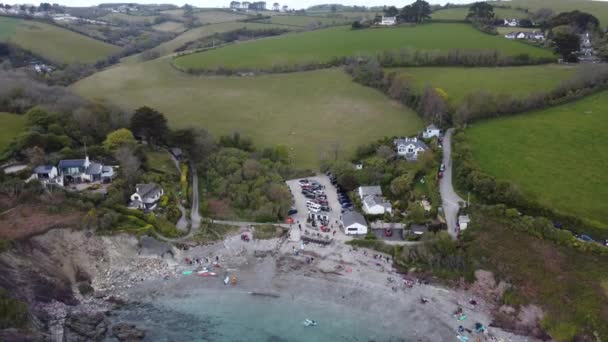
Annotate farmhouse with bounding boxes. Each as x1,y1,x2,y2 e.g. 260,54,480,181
342,211,368,235
379,16,396,26
394,137,428,161
422,124,441,139
129,183,164,211
358,186,392,215
503,18,518,27
504,32,517,39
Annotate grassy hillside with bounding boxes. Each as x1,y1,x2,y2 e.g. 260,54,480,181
431,7,529,20
254,15,350,27
72,60,423,168
492,0,608,26
0,113,26,153
0,16,120,64
390,64,577,105
126,21,298,60
465,91,608,225
173,23,554,71
192,10,248,24
152,21,186,33
101,13,158,24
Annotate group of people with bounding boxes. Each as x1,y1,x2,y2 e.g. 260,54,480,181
184,255,220,266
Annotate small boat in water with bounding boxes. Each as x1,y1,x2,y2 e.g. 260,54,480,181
303,319,317,327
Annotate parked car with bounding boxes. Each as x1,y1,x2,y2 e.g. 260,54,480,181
385,229,393,237
303,193,316,199
298,179,310,185
440,163,445,172
437,172,444,179
288,208,298,216
308,207,321,213
579,234,594,242
320,206,331,212
341,202,353,209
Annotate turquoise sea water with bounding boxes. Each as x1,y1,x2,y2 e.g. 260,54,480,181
110,290,409,342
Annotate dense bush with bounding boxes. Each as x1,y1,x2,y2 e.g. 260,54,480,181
0,287,28,329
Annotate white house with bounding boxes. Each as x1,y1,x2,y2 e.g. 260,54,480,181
342,211,368,235
379,16,396,26
31,165,59,185
394,137,429,161
504,18,518,27
515,32,529,39
57,156,112,184
458,215,471,230
531,31,545,41
129,183,164,211
504,32,517,39
358,186,392,215
422,124,441,139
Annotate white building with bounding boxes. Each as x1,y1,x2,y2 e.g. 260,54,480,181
342,211,368,235
504,18,518,27
458,215,471,230
379,16,396,26
129,183,164,211
358,186,392,215
422,124,441,139
393,137,429,161
31,165,60,185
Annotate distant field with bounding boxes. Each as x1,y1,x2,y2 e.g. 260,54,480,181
0,113,26,153
0,16,120,64
465,91,608,225
72,60,423,168
389,64,576,105
307,11,381,19
496,27,538,35
491,0,608,26
101,13,158,24
173,23,554,71
152,21,186,33
431,7,529,20
160,9,185,17
125,21,299,60
193,10,248,24
254,15,350,27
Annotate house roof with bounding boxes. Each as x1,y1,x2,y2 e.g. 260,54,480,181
170,147,182,156
411,224,428,234
394,137,429,150
135,183,162,200
458,215,471,224
342,211,367,228
426,124,438,131
363,196,392,210
102,166,113,173
34,165,55,174
58,159,86,168
359,186,382,198
86,162,103,175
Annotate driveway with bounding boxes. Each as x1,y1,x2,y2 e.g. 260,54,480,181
169,152,188,232
439,128,465,238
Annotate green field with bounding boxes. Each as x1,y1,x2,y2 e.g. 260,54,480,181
193,10,248,24
465,91,608,225
431,7,530,20
491,0,608,26
146,151,179,176
173,23,554,71
72,59,423,168
101,13,158,24
254,15,350,27
0,16,120,64
126,21,298,60
152,21,186,33
0,113,26,153
390,64,577,105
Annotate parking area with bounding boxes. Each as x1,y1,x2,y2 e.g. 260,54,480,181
286,174,352,242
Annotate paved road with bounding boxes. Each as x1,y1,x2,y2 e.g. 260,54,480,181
169,152,188,232
190,161,201,230
440,128,465,238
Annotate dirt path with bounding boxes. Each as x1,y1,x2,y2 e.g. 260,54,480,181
169,152,189,232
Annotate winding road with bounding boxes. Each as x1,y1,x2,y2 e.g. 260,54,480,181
439,128,465,238
190,161,201,231
169,153,189,232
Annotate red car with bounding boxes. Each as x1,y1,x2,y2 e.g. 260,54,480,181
437,172,444,179
320,226,330,233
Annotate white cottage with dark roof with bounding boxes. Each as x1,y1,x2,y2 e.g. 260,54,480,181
129,183,164,211
394,137,428,161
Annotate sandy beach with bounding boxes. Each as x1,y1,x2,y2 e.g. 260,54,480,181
89,231,539,342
